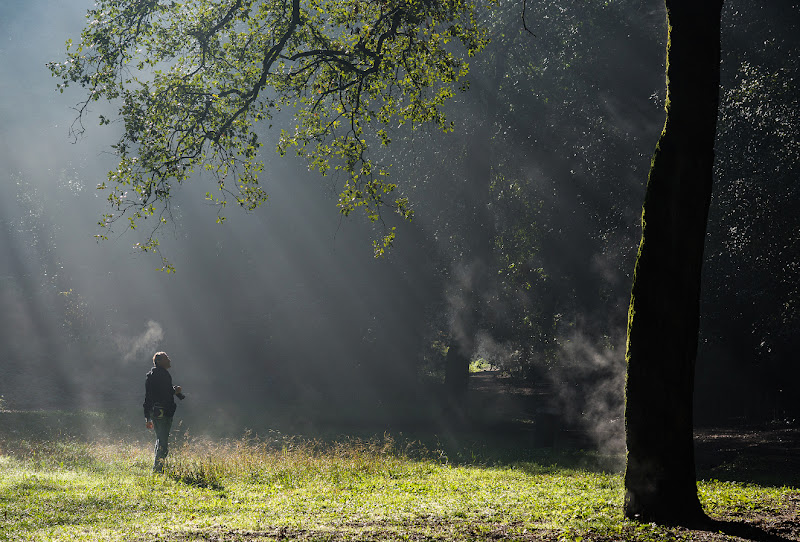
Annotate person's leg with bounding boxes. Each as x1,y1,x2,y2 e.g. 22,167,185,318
152,416,173,473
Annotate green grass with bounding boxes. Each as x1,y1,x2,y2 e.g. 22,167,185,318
0,414,797,541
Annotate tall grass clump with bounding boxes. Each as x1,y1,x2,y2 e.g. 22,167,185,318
162,430,434,492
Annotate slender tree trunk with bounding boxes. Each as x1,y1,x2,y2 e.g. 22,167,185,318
443,43,507,406
623,0,723,524
445,330,472,404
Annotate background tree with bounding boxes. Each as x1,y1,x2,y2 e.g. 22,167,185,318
0,171,111,407
388,0,662,415
698,1,800,424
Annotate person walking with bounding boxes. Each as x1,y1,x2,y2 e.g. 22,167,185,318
143,351,185,473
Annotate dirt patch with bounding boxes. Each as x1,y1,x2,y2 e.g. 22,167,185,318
156,506,800,542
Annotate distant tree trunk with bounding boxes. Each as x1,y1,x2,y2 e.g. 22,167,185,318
623,0,723,524
443,43,508,407
445,332,471,404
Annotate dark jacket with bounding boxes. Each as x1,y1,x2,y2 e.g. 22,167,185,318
143,366,177,420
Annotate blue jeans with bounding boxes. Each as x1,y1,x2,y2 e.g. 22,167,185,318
153,416,173,473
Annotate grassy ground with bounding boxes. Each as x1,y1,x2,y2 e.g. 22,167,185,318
0,411,797,541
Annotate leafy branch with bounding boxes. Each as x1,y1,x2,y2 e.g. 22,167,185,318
49,0,490,267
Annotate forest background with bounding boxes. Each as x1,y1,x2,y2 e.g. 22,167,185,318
0,0,797,449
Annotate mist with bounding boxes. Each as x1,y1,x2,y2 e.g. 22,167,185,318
1,0,797,445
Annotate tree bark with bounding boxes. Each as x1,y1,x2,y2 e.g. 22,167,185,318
623,0,723,524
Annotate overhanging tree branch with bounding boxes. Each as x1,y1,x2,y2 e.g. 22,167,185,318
49,0,489,267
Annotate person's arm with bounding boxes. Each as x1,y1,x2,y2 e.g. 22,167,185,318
143,373,154,427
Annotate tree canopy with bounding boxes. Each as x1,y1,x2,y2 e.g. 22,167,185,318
49,0,490,267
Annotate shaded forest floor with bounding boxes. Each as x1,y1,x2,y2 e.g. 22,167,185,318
468,370,800,475
696,426,800,487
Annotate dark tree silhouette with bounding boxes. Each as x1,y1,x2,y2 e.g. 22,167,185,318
623,0,724,524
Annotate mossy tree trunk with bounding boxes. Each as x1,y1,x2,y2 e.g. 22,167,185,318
623,0,724,524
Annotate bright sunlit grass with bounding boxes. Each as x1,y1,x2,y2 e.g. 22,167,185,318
0,415,797,541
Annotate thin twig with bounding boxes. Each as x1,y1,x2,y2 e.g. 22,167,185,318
522,0,536,37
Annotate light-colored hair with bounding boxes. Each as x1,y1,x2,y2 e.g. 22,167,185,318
153,351,170,366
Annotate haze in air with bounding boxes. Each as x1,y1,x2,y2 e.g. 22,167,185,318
0,0,797,448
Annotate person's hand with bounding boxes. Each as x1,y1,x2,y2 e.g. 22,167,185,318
174,385,182,394
146,420,153,430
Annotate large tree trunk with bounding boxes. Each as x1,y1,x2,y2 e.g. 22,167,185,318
623,0,723,524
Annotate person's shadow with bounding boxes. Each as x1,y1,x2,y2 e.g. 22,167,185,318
699,519,794,542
